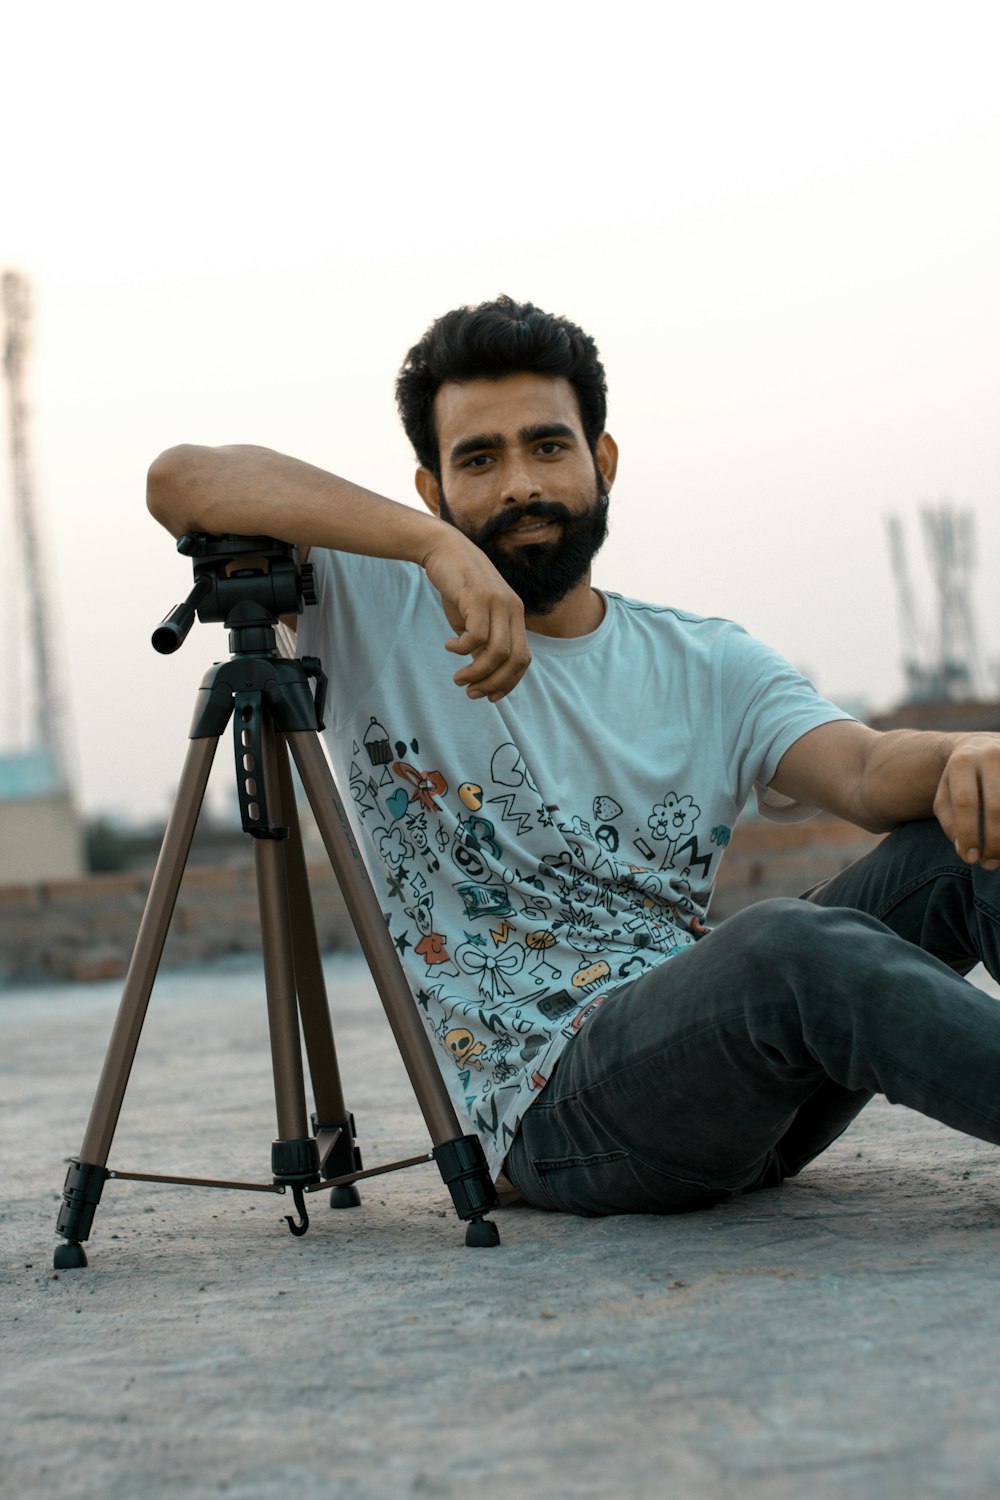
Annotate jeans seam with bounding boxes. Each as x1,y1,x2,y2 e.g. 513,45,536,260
872,863,971,922
533,1150,627,1172
974,891,1000,924
534,1146,742,1200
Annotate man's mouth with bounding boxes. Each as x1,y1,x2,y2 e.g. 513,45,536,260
496,510,568,543
507,517,558,537
470,499,577,549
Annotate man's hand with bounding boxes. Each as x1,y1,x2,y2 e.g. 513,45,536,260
772,721,1000,869
420,531,531,701
932,733,1000,870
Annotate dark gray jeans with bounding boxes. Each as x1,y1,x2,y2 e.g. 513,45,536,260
504,819,1000,1215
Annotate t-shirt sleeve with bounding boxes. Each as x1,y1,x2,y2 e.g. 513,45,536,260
718,623,854,822
296,547,426,729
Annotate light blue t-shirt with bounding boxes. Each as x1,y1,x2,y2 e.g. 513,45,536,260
299,549,851,1175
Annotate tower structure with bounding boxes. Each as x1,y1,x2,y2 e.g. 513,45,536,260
1,270,82,883
886,502,989,705
3,270,61,764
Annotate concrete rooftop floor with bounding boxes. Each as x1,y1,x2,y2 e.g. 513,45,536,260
2,954,999,1499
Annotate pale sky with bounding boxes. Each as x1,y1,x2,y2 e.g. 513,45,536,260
3,0,999,821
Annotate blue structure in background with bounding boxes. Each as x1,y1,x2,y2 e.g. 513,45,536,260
0,746,62,801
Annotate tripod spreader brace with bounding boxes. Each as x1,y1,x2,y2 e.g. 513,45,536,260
55,1127,501,1258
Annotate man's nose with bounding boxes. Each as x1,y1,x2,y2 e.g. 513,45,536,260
502,457,541,504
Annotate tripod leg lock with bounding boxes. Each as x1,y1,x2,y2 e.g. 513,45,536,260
271,1136,322,1186
433,1135,501,1224
56,1158,110,1246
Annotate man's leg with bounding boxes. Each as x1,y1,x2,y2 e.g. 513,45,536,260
776,817,1000,1173
506,865,1000,1215
804,817,1000,975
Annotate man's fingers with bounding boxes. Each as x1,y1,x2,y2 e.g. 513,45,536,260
981,760,1000,868
420,533,529,699
447,603,510,671
935,744,1000,867
447,608,531,700
937,767,980,863
454,637,532,700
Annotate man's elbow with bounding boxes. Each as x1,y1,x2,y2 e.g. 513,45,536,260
146,444,204,537
849,805,901,835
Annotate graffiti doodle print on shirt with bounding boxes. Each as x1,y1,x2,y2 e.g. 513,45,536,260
405,889,458,977
346,711,732,1161
648,790,700,851
392,760,448,812
457,938,526,1001
490,741,538,793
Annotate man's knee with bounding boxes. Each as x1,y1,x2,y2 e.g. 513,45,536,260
876,818,952,865
716,898,887,981
720,897,838,954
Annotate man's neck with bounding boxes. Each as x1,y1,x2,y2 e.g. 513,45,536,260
524,578,605,638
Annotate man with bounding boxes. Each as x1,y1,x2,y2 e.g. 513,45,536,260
148,295,1000,1216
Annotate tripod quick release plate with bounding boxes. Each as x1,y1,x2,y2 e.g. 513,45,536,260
152,533,315,654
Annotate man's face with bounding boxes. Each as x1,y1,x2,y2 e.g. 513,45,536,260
417,372,617,616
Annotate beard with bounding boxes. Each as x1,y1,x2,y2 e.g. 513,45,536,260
438,482,610,616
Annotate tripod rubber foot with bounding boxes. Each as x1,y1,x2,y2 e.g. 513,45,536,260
54,1241,88,1270
330,1184,361,1209
465,1216,501,1248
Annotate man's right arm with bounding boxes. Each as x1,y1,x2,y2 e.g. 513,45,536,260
146,444,530,701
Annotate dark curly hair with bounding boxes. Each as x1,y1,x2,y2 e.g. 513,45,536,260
395,294,608,475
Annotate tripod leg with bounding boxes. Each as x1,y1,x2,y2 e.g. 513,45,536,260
54,736,220,1268
274,738,361,1207
252,720,322,1223
286,731,500,1246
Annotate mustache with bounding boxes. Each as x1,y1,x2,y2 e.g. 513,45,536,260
475,499,593,547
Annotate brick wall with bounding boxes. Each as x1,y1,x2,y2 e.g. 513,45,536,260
0,815,883,986
0,861,355,984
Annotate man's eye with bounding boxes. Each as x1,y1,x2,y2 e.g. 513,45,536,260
537,442,564,456
463,454,492,468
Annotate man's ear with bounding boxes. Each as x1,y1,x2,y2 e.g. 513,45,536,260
415,466,441,516
595,432,619,493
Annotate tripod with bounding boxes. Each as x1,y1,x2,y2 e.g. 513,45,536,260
53,534,500,1269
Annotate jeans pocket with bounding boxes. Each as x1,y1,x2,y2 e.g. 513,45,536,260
531,1149,734,1217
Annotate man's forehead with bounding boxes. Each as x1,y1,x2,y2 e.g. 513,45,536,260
432,372,583,447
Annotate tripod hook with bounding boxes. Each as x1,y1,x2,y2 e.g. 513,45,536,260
284,1185,310,1237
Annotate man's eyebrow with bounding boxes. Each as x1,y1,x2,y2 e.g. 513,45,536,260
518,422,578,446
448,421,579,465
449,432,506,463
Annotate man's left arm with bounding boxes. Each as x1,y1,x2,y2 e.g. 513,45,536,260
770,721,1000,870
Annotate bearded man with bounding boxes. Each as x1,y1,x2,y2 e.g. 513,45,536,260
147,295,1000,1217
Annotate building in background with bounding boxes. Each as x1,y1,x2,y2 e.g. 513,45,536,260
2,271,83,884
0,746,83,884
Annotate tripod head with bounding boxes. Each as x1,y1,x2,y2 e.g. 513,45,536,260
152,533,316,655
